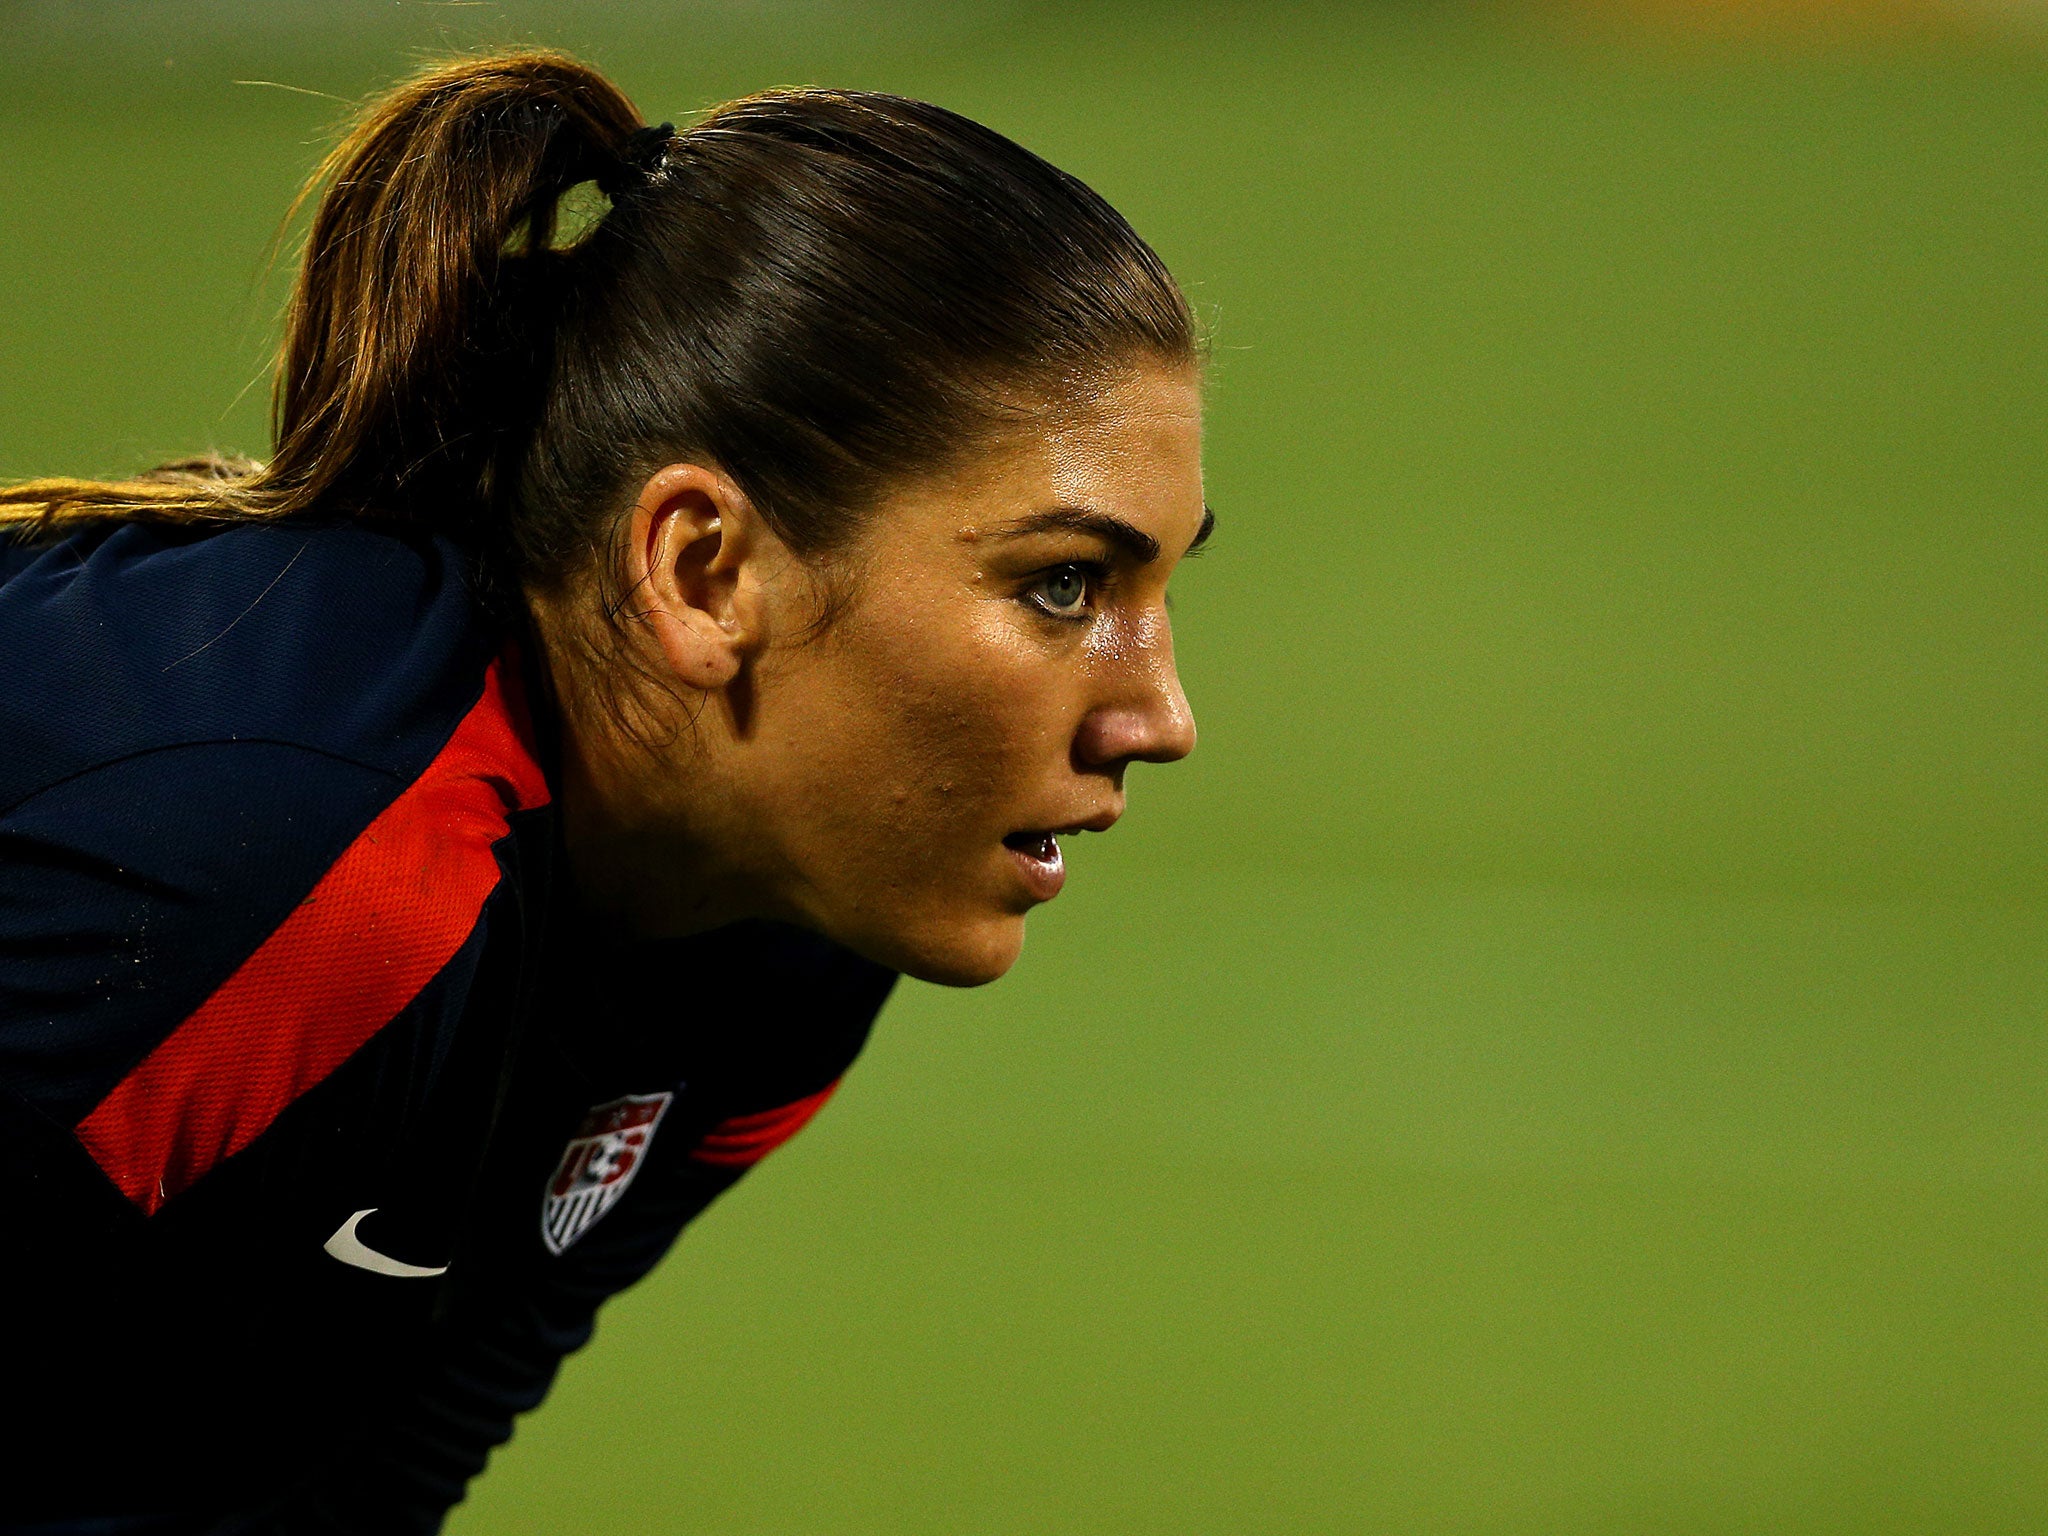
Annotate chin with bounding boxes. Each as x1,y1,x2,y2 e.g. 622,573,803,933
862,912,1027,988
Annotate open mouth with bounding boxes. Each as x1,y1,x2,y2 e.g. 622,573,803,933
1002,828,1073,899
1001,811,1117,901
1002,830,1065,866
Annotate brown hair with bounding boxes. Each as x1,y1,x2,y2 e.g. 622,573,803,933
0,49,1195,605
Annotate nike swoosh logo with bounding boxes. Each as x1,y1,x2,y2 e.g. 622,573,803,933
323,1208,449,1279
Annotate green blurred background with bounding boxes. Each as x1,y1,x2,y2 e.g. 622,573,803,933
4,1,2044,1529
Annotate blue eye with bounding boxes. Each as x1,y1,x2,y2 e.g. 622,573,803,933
1034,565,1092,616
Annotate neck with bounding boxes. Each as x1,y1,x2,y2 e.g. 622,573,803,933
530,608,762,943
559,752,749,941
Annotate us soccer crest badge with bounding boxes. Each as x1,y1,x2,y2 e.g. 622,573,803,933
541,1091,674,1255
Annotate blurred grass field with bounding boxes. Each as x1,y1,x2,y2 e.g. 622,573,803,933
3,2,2044,1531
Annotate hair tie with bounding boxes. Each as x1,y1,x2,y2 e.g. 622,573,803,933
599,122,675,197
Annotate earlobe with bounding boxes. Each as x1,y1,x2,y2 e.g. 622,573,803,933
625,463,752,692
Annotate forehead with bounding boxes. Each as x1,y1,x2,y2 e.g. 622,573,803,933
1037,369,1205,513
862,368,1205,552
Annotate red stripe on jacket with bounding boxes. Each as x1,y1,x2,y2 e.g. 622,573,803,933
77,657,551,1214
690,1082,842,1168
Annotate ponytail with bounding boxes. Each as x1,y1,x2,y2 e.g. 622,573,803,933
0,51,645,546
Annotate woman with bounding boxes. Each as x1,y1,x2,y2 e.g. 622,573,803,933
0,48,1205,1535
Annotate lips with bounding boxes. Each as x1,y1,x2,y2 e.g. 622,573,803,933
1002,828,1069,901
1001,807,1119,903
1003,830,1062,862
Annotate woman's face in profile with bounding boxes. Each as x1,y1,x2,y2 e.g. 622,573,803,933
736,366,1207,985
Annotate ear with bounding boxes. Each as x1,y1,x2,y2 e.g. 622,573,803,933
623,462,767,692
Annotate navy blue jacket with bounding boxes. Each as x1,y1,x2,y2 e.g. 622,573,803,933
0,520,894,1532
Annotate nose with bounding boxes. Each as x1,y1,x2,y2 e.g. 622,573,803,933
1073,625,1198,770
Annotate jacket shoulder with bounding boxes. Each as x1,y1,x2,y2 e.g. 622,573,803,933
0,518,499,804
0,522,552,1210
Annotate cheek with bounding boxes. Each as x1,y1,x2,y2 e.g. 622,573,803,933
878,639,1051,833
801,611,1066,856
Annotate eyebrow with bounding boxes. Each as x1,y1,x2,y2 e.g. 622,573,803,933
992,503,1217,564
